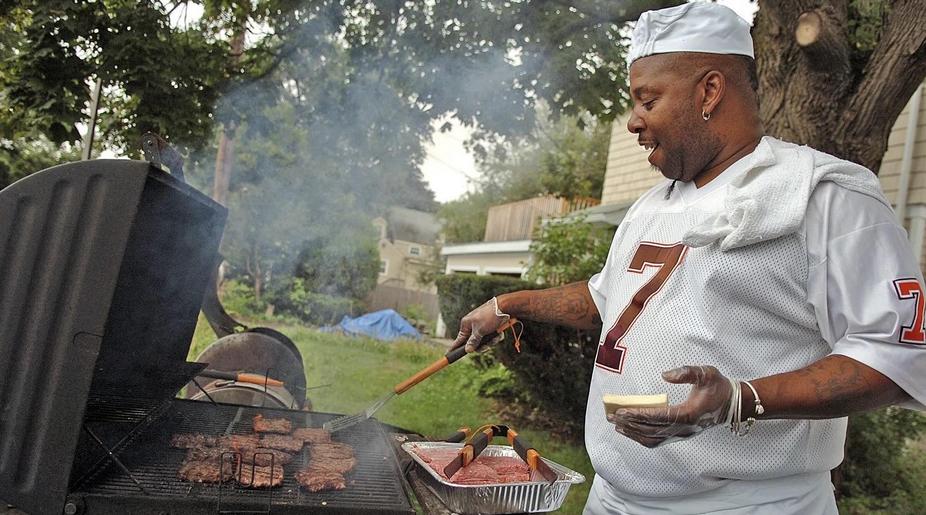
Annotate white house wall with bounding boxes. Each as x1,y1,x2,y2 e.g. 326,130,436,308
444,252,532,277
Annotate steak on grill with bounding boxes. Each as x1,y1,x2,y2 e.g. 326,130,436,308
307,455,357,475
237,464,284,488
170,433,217,449
186,446,294,467
259,434,304,453
292,427,331,444
178,459,237,483
309,442,355,460
253,414,293,434
216,434,262,449
296,468,347,492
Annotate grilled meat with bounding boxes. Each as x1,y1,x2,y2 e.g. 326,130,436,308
306,455,357,475
237,464,284,488
292,427,331,444
309,442,355,460
170,433,217,449
296,468,347,492
186,446,293,467
259,433,304,453
215,434,262,449
178,459,237,483
253,414,293,434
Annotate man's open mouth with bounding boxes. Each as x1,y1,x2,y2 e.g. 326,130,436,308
641,141,659,158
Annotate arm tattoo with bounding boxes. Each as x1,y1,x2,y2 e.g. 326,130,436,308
763,355,910,418
798,358,872,408
503,282,601,330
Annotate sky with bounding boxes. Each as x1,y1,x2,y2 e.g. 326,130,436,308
419,0,759,204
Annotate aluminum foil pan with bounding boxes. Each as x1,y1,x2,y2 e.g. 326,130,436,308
401,441,585,514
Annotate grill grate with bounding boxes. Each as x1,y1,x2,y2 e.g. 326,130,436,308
69,399,414,514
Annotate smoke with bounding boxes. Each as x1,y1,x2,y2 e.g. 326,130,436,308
183,3,546,304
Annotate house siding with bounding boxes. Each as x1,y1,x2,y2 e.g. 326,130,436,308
878,85,926,206
602,83,926,270
602,114,661,206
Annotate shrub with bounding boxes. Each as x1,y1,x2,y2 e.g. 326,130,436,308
526,215,614,286
837,408,926,510
436,274,536,337
220,279,265,318
435,273,596,438
401,303,428,322
269,277,360,326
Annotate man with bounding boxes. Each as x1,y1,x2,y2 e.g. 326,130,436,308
451,3,925,514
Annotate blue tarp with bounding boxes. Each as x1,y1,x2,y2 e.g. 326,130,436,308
322,309,421,341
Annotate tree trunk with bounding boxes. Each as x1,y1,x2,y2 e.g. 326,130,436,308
212,27,246,204
754,0,926,173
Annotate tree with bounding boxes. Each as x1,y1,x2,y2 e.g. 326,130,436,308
754,0,926,172
0,137,80,190
0,1,227,153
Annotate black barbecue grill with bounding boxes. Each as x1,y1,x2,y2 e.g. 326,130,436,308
71,401,413,515
0,160,415,515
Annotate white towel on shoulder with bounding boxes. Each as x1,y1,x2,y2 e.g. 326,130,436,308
682,136,891,251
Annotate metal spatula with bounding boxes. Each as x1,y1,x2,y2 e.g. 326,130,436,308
323,319,519,433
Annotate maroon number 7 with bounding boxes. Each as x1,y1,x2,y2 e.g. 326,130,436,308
894,278,926,344
595,242,688,373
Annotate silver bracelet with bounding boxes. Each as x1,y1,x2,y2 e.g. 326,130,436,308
742,379,764,417
729,379,761,437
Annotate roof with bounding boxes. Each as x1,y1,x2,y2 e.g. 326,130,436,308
565,200,634,226
384,206,441,245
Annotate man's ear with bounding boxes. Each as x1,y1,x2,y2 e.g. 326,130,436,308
701,70,726,117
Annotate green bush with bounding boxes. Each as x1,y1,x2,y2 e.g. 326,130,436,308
526,215,614,286
220,279,265,317
435,273,597,438
837,408,926,511
401,303,429,324
436,274,537,337
269,277,360,326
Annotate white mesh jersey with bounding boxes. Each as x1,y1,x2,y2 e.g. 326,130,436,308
586,147,926,500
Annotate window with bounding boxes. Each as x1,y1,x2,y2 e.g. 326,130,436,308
488,272,522,279
409,246,421,256
380,260,388,274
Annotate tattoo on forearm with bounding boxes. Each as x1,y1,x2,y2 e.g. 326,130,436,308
786,356,901,416
505,282,601,330
803,359,868,405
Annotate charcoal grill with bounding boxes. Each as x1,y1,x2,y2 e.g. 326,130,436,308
71,401,413,514
0,160,415,515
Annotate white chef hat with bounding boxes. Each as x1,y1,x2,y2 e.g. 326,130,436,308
628,2,754,65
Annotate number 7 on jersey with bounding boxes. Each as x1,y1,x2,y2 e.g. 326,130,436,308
595,242,687,373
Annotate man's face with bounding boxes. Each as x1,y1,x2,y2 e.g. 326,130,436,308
626,55,719,183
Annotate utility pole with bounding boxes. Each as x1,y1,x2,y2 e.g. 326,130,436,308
81,78,103,160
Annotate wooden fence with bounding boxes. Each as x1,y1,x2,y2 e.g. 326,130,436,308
483,196,600,242
366,284,440,322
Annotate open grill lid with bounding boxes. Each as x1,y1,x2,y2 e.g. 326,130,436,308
0,160,226,515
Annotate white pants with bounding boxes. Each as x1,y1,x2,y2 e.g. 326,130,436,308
583,472,838,515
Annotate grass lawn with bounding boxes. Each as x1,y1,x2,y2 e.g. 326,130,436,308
189,317,594,514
